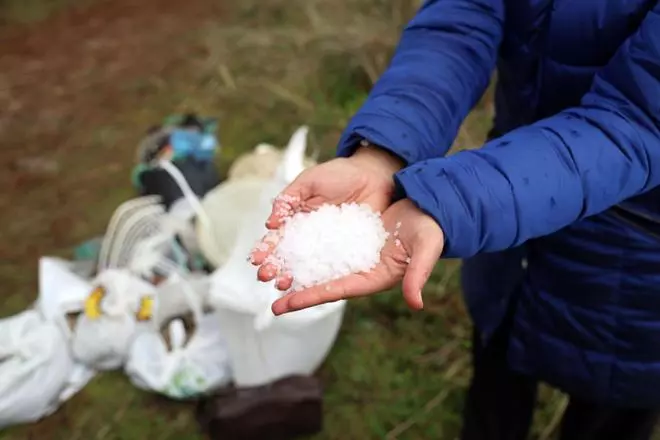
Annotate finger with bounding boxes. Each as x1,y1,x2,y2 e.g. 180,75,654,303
275,272,293,291
272,284,345,316
257,263,280,282
271,279,352,315
401,238,443,310
266,193,301,229
249,231,280,265
272,268,392,315
266,168,316,228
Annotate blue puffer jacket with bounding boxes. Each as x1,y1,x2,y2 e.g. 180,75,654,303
337,0,660,407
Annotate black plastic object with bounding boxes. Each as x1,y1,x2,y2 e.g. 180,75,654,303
138,157,221,210
196,375,324,440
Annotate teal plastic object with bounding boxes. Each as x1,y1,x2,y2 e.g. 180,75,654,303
73,237,103,262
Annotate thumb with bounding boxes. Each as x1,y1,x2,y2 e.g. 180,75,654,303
266,192,299,229
402,234,444,310
266,179,309,229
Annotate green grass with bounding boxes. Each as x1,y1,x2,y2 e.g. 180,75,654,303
0,0,581,438
0,0,94,24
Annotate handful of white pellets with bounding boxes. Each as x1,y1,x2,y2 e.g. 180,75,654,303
264,202,389,292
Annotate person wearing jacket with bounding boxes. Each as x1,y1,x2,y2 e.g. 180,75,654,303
251,0,660,438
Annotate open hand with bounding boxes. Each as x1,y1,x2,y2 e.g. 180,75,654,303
252,198,445,315
250,144,404,282
262,144,404,231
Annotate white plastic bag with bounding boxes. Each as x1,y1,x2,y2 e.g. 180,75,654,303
0,310,73,428
71,268,156,370
209,126,346,388
125,274,231,399
36,256,97,403
37,257,91,329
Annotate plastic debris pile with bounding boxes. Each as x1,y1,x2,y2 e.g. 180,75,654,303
1,116,343,440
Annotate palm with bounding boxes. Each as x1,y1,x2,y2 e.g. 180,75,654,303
270,209,410,314
283,158,392,215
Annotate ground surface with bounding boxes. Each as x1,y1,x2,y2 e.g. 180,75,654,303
0,0,622,438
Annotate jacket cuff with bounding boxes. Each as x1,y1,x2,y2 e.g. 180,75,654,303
336,108,430,164
394,165,468,258
394,155,518,259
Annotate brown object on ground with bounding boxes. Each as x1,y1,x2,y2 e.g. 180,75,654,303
196,375,324,440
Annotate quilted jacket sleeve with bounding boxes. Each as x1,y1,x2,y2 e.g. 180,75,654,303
396,2,660,258
335,0,505,163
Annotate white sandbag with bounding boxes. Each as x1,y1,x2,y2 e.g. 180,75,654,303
227,143,282,181
58,364,97,403
209,126,345,388
210,210,345,387
227,137,317,182
37,257,91,331
71,268,156,370
0,310,73,428
213,296,344,388
196,178,270,269
36,256,97,403
125,275,231,399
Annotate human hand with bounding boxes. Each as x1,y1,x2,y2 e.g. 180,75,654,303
250,144,404,280
255,198,445,315
262,144,404,231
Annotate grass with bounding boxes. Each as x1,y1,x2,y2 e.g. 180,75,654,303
0,0,595,438
0,0,94,24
